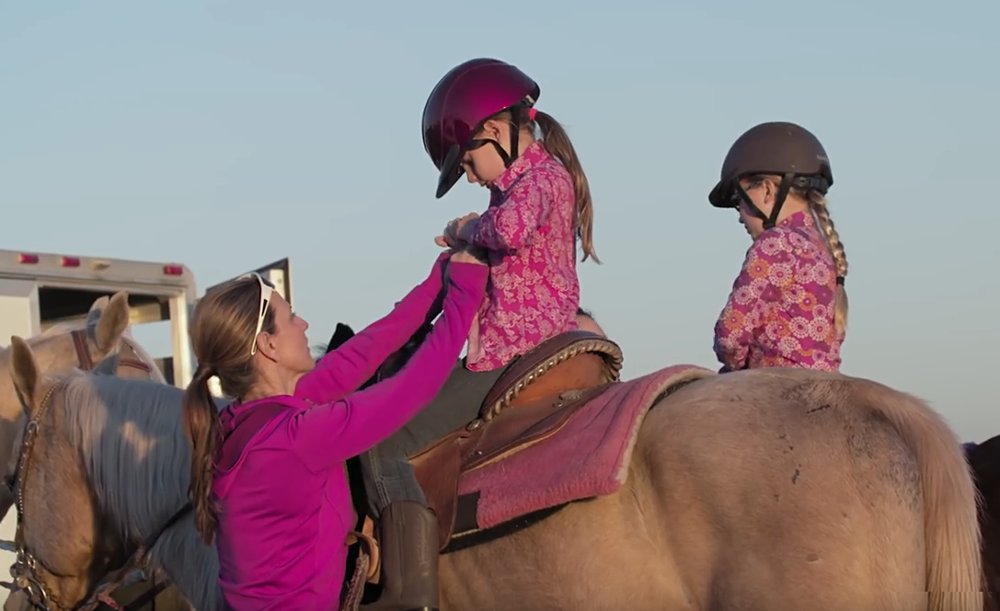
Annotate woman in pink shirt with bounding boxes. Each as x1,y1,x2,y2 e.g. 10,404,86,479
181,249,487,610
708,121,850,372
358,58,600,610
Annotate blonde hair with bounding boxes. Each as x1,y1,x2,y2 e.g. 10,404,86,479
749,174,849,336
807,190,849,336
182,276,274,544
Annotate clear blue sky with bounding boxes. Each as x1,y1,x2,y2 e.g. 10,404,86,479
2,1,997,440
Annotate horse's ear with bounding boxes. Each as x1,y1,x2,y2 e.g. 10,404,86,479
85,295,110,331
92,354,120,376
88,295,111,315
325,323,355,354
9,336,39,414
94,292,131,352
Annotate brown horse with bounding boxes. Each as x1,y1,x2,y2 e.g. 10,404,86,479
0,293,187,611
967,436,1000,608
4,324,984,611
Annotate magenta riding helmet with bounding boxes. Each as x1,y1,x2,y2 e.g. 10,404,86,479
422,58,540,198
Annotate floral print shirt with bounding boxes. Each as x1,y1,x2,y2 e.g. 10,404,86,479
465,141,580,371
714,211,843,372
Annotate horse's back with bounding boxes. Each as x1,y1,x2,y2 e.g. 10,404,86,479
627,369,927,609
438,367,980,610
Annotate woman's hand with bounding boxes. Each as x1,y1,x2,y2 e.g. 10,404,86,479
450,246,487,266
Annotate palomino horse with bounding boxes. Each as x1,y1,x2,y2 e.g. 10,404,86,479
0,293,187,611
2,341,216,611
0,293,165,513
967,436,1000,608
4,332,984,611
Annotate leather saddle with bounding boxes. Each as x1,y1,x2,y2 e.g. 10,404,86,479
407,330,623,550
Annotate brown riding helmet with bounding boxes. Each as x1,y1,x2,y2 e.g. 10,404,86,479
708,121,834,209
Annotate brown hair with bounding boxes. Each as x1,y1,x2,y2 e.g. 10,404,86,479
182,276,274,544
492,107,600,263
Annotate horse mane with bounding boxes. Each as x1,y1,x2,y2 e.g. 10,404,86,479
57,372,220,610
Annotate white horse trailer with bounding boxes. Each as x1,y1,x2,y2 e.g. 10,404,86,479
0,248,292,576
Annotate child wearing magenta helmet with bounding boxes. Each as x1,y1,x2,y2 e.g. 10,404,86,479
360,58,599,611
431,57,600,372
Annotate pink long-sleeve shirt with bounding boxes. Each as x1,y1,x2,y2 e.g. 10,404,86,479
211,260,487,610
465,141,581,372
714,211,844,372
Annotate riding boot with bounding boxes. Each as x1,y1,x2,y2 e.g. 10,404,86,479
362,501,439,611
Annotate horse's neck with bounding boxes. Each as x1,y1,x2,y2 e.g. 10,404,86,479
148,515,221,611
73,376,221,609
72,378,190,534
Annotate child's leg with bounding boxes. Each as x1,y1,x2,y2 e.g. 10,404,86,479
361,359,506,515
358,361,506,610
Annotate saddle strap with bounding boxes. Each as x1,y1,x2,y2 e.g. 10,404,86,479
344,516,380,583
411,433,466,550
340,518,380,611
339,551,370,611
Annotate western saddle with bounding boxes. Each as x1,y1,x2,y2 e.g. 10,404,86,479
343,330,623,608
408,329,623,550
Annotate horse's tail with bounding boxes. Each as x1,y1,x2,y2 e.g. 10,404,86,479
862,381,983,610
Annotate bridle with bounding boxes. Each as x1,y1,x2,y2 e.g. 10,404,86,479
69,330,153,377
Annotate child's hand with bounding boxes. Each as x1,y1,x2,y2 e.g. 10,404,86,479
435,212,479,248
455,215,479,243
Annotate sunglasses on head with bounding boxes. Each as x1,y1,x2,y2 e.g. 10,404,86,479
238,273,276,357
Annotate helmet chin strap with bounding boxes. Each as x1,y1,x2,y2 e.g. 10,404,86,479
467,137,514,169
485,139,514,166
736,172,795,230
472,104,528,169
507,110,521,167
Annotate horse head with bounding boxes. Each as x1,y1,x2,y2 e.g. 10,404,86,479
0,291,156,516
4,339,133,611
2,336,197,611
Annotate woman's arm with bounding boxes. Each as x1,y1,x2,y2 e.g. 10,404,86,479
295,253,450,403
288,262,488,471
